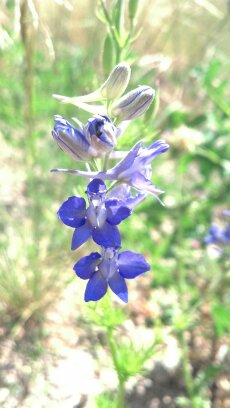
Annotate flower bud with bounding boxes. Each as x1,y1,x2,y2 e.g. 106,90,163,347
52,115,118,162
86,115,117,156
52,115,91,161
111,86,155,121
100,62,131,100
129,0,139,21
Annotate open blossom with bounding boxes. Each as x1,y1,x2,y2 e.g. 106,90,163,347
57,179,131,250
52,114,118,161
51,139,169,202
74,247,150,303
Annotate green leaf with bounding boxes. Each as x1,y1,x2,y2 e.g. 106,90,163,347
212,304,230,336
112,0,124,34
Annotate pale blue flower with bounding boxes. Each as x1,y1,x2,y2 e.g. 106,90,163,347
51,139,169,202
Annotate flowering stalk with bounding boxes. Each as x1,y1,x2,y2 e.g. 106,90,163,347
51,60,169,405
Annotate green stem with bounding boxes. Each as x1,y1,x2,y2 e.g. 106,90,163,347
117,380,125,408
103,153,110,171
106,180,122,194
90,158,99,171
178,331,198,407
176,160,198,407
106,327,125,408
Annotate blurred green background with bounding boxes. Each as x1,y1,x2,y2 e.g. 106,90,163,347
0,0,230,407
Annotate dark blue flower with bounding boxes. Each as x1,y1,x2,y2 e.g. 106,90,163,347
57,179,131,250
73,247,150,303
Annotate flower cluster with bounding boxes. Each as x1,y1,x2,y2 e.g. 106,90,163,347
51,62,169,302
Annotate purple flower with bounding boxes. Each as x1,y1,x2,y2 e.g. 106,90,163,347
205,223,230,246
57,179,131,250
52,114,117,161
73,247,150,303
51,140,169,202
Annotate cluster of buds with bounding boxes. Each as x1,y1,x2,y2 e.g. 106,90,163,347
51,62,169,302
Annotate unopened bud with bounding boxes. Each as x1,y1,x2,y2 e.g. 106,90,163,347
52,115,91,161
111,86,155,121
129,0,139,21
100,62,131,100
86,115,118,156
52,115,118,162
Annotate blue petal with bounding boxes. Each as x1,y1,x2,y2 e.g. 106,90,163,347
140,140,169,165
118,251,150,279
108,272,128,303
73,252,101,280
84,272,108,302
71,222,93,250
92,222,121,248
130,173,164,203
105,199,131,225
58,197,86,228
109,141,142,177
86,178,107,195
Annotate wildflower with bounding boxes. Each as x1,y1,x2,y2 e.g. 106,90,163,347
57,179,131,250
51,139,169,202
73,247,150,302
52,115,118,160
111,86,155,121
205,223,230,246
204,211,230,258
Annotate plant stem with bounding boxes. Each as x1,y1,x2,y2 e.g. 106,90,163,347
106,180,121,194
178,331,198,407
106,327,125,408
117,379,125,408
176,159,198,407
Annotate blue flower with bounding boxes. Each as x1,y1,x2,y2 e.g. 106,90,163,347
73,247,150,303
205,223,230,246
52,115,118,161
51,140,169,202
57,179,131,250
